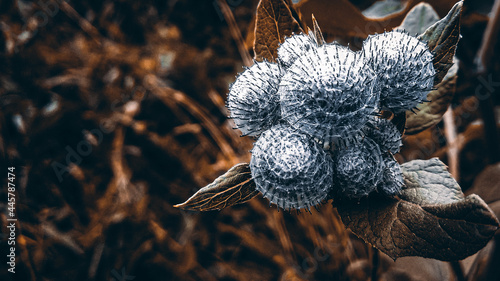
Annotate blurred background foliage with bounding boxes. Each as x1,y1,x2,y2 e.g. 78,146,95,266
0,0,499,280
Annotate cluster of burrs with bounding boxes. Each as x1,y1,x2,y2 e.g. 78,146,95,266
227,30,435,210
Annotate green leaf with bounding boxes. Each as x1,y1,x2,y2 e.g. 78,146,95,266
174,163,259,211
399,158,464,205
337,158,500,261
362,0,407,19
404,59,457,135
396,2,440,35
418,1,462,86
254,0,303,62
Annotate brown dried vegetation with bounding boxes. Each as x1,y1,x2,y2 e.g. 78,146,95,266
0,0,499,280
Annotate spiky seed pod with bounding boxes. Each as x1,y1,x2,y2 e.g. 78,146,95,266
377,153,404,196
333,137,385,199
250,124,335,210
226,60,282,136
361,30,435,113
277,34,318,69
279,43,378,143
364,117,402,154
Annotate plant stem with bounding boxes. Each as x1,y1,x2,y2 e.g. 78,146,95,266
371,247,379,281
450,260,466,281
217,0,253,67
474,236,500,281
443,105,459,180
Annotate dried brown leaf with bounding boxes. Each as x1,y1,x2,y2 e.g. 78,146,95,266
380,255,454,281
174,163,259,211
467,163,500,205
296,0,370,41
405,62,457,135
338,158,499,261
295,0,423,43
254,0,303,62
403,1,462,135
338,194,499,261
418,1,462,85
462,165,500,281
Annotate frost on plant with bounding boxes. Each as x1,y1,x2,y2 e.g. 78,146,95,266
193,3,460,211
225,29,438,207
361,31,435,113
277,34,317,69
333,137,384,198
279,43,378,143
250,124,334,210
378,153,404,196
225,29,435,206
177,1,500,263
226,60,282,136
364,117,402,154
